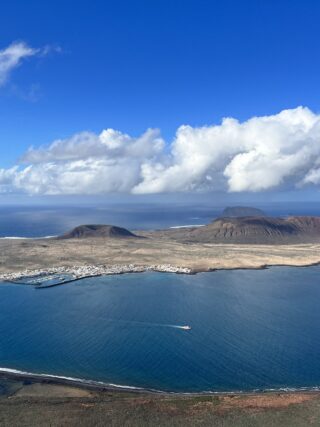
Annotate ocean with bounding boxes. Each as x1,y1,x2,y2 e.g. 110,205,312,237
1,267,320,393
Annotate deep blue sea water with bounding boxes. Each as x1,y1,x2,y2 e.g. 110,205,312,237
1,266,320,393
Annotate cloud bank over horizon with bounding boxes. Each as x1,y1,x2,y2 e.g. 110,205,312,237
1,106,320,196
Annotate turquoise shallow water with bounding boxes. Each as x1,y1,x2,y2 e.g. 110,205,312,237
1,266,320,392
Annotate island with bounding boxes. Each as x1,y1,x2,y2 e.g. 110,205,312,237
0,215,320,283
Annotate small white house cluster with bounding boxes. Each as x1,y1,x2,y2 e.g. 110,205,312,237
0,264,192,283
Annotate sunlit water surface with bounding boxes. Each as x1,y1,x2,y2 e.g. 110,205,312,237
1,266,320,392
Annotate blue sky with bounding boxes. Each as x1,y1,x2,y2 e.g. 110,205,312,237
1,0,320,201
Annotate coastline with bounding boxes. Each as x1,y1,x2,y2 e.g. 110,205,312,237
2,372,320,427
0,264,193,284
0,368,152,395
1,260,320,285
2,367,320,396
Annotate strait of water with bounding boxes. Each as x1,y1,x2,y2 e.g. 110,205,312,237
1,266,320,393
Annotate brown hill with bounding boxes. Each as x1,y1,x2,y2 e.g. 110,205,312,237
164,216,320,244
58,224,138,239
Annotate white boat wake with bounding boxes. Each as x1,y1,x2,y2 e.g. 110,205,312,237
105,319,191,330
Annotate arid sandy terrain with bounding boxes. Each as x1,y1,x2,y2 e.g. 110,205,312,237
0,234,319,275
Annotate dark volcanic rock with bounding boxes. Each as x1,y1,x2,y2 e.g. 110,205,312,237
58,224,138,239
175,216,320,244
222,206,266,217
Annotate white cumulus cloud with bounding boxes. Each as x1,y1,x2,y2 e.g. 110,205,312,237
1,106,320,195
4,128,165,195
133,106,320,194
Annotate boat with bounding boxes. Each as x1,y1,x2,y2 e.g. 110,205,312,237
181,325,192,330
